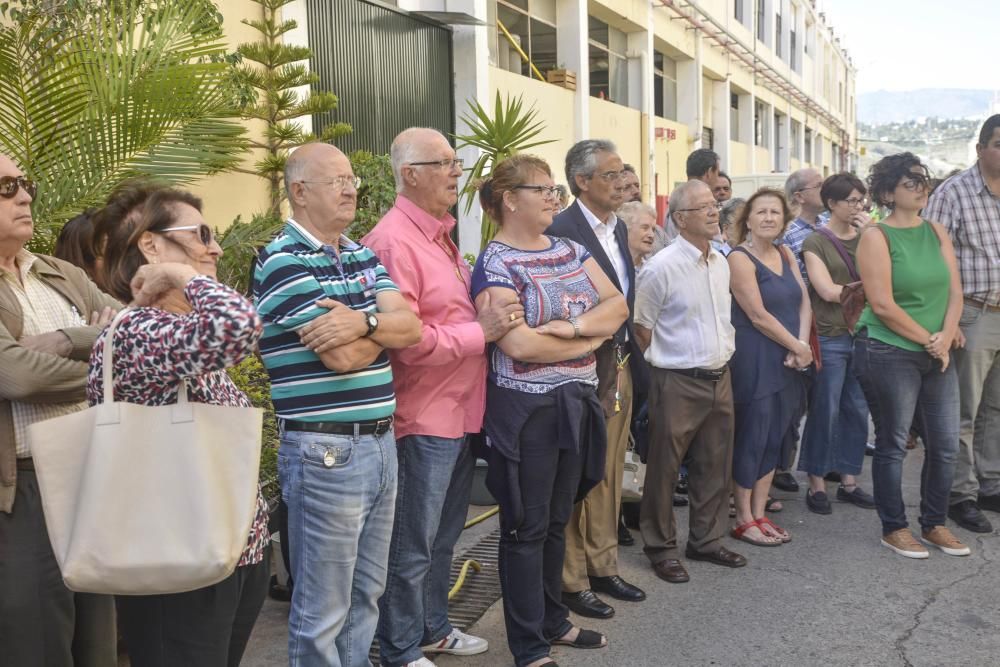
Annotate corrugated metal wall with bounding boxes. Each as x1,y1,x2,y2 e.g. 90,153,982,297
307,0,455,155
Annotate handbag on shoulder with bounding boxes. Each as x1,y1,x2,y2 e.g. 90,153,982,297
28,309,263,595
815,226,886,332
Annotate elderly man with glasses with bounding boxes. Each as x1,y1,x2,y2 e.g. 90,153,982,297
363,128,522,667
0,154,120,666
547,139,647,620
253,142,422,667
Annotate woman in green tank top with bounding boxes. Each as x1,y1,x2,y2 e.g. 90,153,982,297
854,153,968,560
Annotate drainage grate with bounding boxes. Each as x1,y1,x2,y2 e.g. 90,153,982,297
369,528,502,662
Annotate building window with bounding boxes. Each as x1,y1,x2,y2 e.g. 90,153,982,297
491,0,558,79
791,119,801,159
589,16,628,104
754,100,765,146
730,93,739,141
703,127,714,150
653,51,678,121
775,10,782,58
756,0,766,42
735,0,744,23
790,28,797,70
804,127,812,163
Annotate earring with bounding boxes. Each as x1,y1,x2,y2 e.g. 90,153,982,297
508,205,516,212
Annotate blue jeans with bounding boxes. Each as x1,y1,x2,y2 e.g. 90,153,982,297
376,435,474,666
278,426,398,667
799,334,870,477
854,335,959,534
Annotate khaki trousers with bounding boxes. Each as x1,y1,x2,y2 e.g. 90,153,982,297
640,367,734,564
562,366,632,592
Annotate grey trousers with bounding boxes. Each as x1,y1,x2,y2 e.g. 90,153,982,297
951,303,1000,504
0,463,117,667
640,368,734,563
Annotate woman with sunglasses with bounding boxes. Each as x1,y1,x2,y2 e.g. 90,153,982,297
471,154,628,667
854,152,968,560
88,186,270,666
798,173,875,515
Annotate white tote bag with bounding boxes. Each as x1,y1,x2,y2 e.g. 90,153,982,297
28,309,263,595
621,435,646,501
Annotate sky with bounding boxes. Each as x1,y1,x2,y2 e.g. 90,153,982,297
817,0,1000,94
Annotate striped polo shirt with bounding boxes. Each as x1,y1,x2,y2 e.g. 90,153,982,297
253,219,398,422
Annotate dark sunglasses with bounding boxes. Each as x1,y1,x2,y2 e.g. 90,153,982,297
159,223,214,247
0,176,37,199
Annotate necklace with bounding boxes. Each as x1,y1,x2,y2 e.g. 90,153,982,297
436,235,466,284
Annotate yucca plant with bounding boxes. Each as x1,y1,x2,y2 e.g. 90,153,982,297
0,0,250,250
454,93,555,251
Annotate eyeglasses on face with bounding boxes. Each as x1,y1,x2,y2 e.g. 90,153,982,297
675,202,723,214
408,158,464,170
899,177,928,192
594,170,627,182
0,175,37,199
838,197,866,207
159,223,214,247
300,175,362,191
513,184,560,198
796,184,821,193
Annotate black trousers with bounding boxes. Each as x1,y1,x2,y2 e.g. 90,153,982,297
0,465,117,667
490,407,584,667
118,551,270,667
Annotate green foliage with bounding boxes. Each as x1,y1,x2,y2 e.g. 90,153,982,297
454,93,555,250
215,211,285,294
0,0,249,247
227,355,279,503
233,0,352,215
348,151,396,239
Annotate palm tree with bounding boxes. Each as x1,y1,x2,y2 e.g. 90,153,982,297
0,0,249,249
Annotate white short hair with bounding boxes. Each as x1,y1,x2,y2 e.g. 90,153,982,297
617,201,657,228
390,127,448,193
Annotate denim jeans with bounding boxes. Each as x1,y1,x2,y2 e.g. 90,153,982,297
854,335,959,534
799,334,870,477
278,426,398,667
376,435,474,666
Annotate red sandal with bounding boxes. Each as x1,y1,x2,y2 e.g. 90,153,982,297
731,520,781,547
756,516,791,543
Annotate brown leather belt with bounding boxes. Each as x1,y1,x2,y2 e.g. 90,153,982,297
964,296,1000,313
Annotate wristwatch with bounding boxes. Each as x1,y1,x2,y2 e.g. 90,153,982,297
363,312,379,337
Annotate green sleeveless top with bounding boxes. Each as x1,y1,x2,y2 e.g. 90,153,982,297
855,221,949,351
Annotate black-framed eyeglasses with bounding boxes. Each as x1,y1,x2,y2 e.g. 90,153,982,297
900,176,929,192
513,184,560,198
674,202,723,214
839,197,866,207
796,184,821,193
159,224,214,247
0,175,37,200
408,158,464,170
594,170,627,182
300,176,362,191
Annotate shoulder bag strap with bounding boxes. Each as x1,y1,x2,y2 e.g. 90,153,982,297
815,227,860,282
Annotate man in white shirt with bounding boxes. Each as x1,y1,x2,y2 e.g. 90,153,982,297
634,179,747,584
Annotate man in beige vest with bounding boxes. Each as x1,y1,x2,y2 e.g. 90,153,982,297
0,153,120,666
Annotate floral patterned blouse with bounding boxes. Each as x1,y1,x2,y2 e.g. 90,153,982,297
87,276,270,567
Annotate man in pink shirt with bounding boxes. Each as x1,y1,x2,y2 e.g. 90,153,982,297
364,127,523,667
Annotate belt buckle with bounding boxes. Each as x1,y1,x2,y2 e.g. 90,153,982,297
374,417,393,436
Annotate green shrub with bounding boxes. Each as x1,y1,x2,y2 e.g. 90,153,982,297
227,354,279,503
349,151,396,239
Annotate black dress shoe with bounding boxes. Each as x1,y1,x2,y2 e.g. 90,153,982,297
618,518,635,546
948,500,993,533
806,490,833,515
978,493,1000,514
685,545,747,568
673,493,689,507
561,590,614,619
772,471,799,493
590,575,646,602
652,559,689,583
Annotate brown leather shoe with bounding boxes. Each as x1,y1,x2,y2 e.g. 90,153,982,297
685,545,747,568
652,559,689,583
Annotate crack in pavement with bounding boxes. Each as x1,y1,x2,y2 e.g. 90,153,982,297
893,534,995,667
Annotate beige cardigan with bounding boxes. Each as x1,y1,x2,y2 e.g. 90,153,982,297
0,254,120,513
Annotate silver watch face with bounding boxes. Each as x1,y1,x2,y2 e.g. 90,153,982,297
367,313,378,330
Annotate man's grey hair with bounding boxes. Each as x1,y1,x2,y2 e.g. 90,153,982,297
617,201,657,228
565,139,617,196
390,127,448,193
784,168,816,202
669,180,705,215
284,146,310,198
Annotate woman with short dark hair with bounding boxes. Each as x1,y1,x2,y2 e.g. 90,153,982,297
88,187,270,666
854,153,968,560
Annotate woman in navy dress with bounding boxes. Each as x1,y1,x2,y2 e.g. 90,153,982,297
727,188,812,547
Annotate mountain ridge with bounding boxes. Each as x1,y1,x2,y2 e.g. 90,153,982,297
858,89,996,125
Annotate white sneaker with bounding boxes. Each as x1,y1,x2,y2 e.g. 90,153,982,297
403,659,436,667
421,629,489,656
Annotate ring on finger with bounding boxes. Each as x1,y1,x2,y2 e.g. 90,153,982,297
509,312,517,322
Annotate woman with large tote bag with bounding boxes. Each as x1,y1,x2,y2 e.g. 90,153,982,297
88,187,270,667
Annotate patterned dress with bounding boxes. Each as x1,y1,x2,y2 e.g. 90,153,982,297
86,276,271,567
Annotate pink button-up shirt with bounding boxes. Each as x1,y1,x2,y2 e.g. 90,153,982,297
362,195,486,440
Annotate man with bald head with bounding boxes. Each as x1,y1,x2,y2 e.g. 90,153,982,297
363,128,518,665
782,167,826,281
0,153,119,665
253,142,422,667
634,179,745,584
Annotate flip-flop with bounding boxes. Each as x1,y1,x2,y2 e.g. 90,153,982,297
765,497,783,513
551,628,606,649
757,516,791,543
731,519,781,547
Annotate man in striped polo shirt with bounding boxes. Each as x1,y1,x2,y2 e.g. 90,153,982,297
254,142,421,667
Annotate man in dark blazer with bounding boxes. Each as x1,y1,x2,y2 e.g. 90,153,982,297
548,139,647,619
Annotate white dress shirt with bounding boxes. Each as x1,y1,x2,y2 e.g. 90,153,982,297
634,235,735,370
578,200,630,297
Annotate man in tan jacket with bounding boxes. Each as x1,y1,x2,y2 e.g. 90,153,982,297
0,153,121,666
